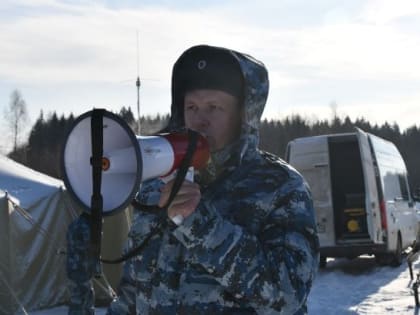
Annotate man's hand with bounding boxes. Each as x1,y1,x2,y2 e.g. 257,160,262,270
158,179,201,222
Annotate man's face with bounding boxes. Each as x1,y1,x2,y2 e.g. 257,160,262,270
184,89,242,152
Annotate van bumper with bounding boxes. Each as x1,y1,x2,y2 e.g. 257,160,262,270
320,243,387,258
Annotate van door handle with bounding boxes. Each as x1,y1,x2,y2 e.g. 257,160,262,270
390,212,396,223
313,163,328,168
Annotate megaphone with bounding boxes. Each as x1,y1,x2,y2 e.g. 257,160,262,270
62,109,209,216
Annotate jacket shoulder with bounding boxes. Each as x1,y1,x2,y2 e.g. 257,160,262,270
250,150,304,185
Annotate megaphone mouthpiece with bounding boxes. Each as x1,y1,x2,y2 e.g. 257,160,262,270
160,132,209,174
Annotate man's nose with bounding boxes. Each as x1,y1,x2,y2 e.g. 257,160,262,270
194,112,210,130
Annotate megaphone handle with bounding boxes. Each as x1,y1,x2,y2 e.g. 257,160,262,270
166,167,193,226
161,130,199,209
185,167,194,182
171,214,184,225
101,164,195,263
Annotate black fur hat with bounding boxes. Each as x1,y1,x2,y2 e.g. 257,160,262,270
169,45,244,128
177,47,243,99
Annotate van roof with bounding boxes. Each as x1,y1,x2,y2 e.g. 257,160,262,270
289,131,357,144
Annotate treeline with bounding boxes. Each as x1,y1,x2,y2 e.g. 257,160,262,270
259,115,420,192
8,108,420,193
8,107,169,179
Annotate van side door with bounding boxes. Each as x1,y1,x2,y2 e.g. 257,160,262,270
396,173,417,247
355,129,383,243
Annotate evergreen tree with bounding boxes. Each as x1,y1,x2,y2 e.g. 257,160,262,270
6,106,420,193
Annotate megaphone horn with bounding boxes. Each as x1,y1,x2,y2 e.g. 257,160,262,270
62,109,209,216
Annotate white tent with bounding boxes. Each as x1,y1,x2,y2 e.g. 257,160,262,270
0,155,132,314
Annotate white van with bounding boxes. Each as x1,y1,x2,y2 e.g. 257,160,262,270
286,128,418,267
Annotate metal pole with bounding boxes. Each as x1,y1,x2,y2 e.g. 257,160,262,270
136,30,141,134
136,76,141,134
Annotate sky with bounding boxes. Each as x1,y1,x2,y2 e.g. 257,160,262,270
1,0,420,152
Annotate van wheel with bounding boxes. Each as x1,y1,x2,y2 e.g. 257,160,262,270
375,253,389,266
319,256,327,269
390,234,403,267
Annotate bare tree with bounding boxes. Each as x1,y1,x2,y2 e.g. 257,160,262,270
4,89,29,151
329,100,338,121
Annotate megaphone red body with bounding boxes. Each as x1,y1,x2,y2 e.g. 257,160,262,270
62,109,209,215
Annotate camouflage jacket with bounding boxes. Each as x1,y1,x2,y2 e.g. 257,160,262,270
106,45,319,315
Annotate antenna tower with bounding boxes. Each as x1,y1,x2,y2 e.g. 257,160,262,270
136,30,141,134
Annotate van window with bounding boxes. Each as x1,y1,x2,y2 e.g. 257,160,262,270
382,170,403,201
285,143,291,162
398,173,409,200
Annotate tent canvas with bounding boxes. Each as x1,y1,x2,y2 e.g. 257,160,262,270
0,188,72,314
0,155,132,314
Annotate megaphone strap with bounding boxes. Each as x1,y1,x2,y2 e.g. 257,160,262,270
101,129,200,265
101,216,165,264
90,109,105,276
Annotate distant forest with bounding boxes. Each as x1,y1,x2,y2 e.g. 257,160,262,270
7,106,420,194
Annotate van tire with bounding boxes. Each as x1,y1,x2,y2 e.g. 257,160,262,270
390,234,403,267
375,234,403,267
374,253,389,266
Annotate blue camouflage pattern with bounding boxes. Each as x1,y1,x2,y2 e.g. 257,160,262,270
66,44,319,315
66,214,95,315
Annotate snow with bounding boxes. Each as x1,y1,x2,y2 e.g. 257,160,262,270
26,255,420,314
0,155,63,208
309,255,419,314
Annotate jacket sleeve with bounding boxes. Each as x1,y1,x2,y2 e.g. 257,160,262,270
66,215,95,315
106,253,137,315
171,174,320,314
106,211,164,315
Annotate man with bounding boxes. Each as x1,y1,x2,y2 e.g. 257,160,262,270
106,45,319,314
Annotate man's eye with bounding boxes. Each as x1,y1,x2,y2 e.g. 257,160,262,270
209,104,220,111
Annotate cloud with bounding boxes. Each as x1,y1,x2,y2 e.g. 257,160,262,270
3,0,420,83
0,0,419,132
0,1,264,83
359,0,420,25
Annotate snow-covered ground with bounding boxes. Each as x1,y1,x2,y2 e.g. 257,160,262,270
309,255,420,314
28,254,420,315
